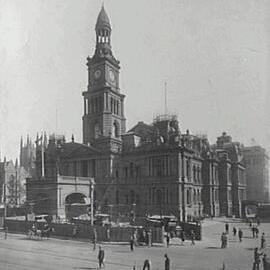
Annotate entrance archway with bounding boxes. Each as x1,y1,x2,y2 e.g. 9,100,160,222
65,193,88,220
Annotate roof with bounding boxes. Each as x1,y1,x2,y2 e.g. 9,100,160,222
60,142,101,159
128,121,154,139
96,6,111,30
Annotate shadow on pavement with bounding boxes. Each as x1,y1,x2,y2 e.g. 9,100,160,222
205,246,220,249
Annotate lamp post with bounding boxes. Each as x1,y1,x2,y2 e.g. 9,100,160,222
89,178,95,226
3,182,7,228
181,138,186,223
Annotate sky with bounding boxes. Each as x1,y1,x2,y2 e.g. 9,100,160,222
0,0,269,161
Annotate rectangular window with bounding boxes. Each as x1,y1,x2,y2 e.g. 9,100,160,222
81,160,88,177
124,167,128,177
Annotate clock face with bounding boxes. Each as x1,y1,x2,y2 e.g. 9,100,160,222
109,69,115,82
94,69,101,80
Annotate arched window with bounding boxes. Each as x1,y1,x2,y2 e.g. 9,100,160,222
112,121,119,138
186,160,190,179
187,189,191,204
193,165,196,182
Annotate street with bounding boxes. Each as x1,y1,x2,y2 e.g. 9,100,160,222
0,218,269,270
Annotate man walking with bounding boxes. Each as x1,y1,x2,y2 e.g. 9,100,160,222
180,230,185,246
164,254,170,270
166,233,170,247
238,228,243,242
130,235,134,251
232,227,237,237
261,233,266,249
142,259,151,270
225,222,229,234
252,226,256,238
253,247,263,270
98,246,105,268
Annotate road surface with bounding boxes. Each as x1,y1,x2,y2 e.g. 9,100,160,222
0,218,269,270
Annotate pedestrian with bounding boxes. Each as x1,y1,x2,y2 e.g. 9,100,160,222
252,226,256,238
164,254,170,270
223,232,228,248
72,224,78,238
249,220,253,228
190,230,195,245
225,222,229,234
93,228,97,251
180,230,185,246
98,246,105,268
166,233,170,247
221,232,228,248
238,229,243,242
221,233,225,248
142,259,151,270
253,247,263,270
261,233,266,249
130,235,134,251
143,230,147,246
233,227,237,237
257,218,260,226
255,227,259,238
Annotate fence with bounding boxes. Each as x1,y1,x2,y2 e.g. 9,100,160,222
5,219,163,243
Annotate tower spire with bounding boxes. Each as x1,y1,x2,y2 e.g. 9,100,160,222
95,5,112,56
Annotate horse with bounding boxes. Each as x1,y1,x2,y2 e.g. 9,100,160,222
41,227,54,239
27,228,42,239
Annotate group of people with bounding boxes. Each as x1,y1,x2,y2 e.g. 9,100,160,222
221,219,268,269
221,222,243,248
142,254,170,270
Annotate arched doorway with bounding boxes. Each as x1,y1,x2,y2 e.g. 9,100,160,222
65,193,88,220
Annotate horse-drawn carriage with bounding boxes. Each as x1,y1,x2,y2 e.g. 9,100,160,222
27,215,54,240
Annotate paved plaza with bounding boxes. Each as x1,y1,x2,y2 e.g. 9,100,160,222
0,218,269,270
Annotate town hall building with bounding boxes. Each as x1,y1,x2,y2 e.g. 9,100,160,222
26,6,246,222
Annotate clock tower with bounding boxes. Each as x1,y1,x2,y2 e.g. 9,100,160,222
82,6,126,152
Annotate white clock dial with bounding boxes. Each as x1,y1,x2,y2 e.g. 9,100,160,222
109,69,115,82
94,69,101,80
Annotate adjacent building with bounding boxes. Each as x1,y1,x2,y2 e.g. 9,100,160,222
0,159,28,206
243,145,269,203
215,132,246,217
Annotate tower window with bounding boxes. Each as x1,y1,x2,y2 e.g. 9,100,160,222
94,123,101,139
113,121,120,138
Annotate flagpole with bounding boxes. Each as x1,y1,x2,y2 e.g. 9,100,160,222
41,132,45,179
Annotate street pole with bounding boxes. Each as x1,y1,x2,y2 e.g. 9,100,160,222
15,169,18,206
3,183,7,229
181,138,186,223
90,179,95,226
